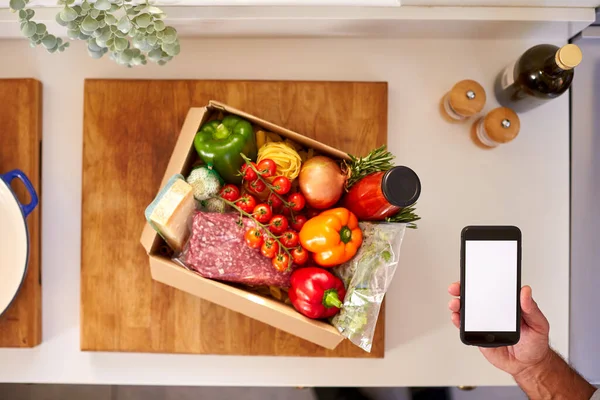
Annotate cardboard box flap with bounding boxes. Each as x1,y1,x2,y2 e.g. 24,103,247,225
149,255,344,350
139,107,208,253
209,101,351,161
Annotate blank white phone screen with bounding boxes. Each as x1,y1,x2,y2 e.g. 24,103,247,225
465,240,517,332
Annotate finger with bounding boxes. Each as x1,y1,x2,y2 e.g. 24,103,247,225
520,286,550,334
448,282,461,297
448,298,460,312
451,312,460,329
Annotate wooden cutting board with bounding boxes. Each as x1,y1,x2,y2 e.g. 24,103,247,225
81,79,387,357
0,79,42,348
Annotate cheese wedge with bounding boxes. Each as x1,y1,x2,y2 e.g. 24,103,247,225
145,175,196,252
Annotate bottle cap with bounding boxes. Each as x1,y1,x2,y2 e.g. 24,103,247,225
448,80,486,117
556,44,582,70
381,166,421,208
484,107,520,144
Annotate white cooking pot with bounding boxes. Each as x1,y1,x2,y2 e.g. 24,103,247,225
0,170,38,317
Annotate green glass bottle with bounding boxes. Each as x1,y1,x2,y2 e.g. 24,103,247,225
494,44,582,113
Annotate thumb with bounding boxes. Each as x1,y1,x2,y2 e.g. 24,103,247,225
520,286,549,334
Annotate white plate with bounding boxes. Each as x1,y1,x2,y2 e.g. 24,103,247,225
0,176,34,316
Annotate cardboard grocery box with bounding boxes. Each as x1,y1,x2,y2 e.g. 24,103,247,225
140,101,351,350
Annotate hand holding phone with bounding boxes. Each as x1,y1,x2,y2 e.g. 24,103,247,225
460,226,522,347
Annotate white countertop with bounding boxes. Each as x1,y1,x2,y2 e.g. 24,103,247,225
0,37,570,387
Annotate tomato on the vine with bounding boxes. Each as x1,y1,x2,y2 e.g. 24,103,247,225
220,184,241,202
269,215,289,235
235,194,257,213
248,179,266,194
290,215,308,231
241,163,258,182
287,192,306,212
291,246,309,265
267,193,283,211
244,228,264,249
261,237,279,258
252,203,273,224
272,176,291,195
272,253,290,272
280,230,299,248
257,159,277,178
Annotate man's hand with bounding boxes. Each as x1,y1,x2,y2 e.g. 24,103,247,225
448,283,551,376
448,283,596,400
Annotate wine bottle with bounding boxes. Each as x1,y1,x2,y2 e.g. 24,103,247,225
494,44,582,113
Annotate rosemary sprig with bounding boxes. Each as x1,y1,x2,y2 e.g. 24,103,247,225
344,145,396,189
385,204,421,229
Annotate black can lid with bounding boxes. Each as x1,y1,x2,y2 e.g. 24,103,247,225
381,166,421,208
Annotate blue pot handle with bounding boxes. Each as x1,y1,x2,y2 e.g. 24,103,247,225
0,169,39,218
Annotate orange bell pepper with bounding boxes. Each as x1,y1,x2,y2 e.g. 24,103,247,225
299,207,363,267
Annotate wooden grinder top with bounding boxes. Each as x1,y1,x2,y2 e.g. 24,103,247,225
484,107,520,144
448,80,486,117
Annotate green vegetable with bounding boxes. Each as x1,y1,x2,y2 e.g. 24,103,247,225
194,115,257,184
200,197,228,213
332,222,406,352
186,166,222,201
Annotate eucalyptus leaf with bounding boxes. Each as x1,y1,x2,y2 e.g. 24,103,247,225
153,20,165,31
135,13,151,28
114,37,128,51
93,0,111,11
88,49,104,59
35,23,46,35
42,35,57,50
104,13,117,25
12,0,178,67
148,48,162,61
67,29,80,39
162,27,177,44
55,13,68,27
162,42,180,57
9,0,26,11
21,21,36,38
60,6,78,22
88,39,102,52
117,16,131,33
82,15,99,31
146,34,157,46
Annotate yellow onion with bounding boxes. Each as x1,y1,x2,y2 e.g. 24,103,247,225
299,156,346,209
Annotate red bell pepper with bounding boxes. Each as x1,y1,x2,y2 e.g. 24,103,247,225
289,267,346,319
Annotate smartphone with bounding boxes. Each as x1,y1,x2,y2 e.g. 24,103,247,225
460,226,521,347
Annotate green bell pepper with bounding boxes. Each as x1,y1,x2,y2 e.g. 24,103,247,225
193,115,257,184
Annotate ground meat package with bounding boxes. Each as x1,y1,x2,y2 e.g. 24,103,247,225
174,211,292,288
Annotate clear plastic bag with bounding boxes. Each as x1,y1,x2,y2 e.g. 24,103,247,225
174,211,292,288
332,222,406,352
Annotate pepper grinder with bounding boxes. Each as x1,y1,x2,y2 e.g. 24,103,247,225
471,107,520,149
440,79,486,123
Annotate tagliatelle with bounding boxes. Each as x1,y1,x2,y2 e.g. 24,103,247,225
257,142,302,180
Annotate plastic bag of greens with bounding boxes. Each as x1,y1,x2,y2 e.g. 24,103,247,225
332,222,406,352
